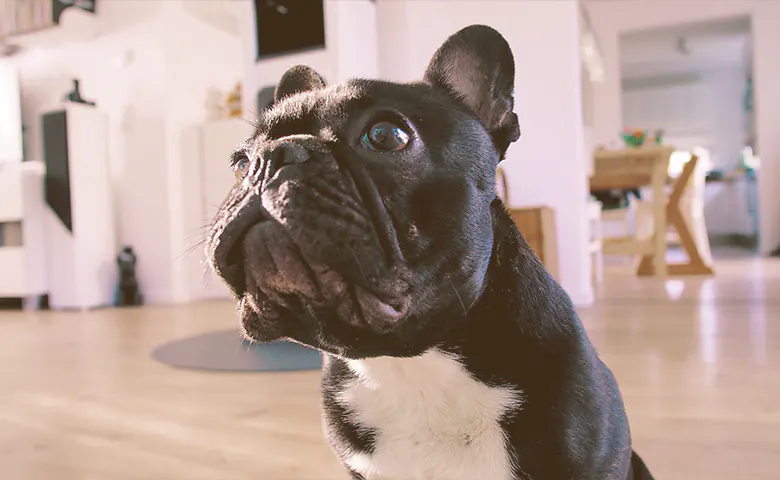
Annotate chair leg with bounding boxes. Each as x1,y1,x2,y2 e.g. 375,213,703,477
593,250,604,284
690,212,713,266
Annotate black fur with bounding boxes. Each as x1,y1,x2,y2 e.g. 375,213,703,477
207,25,654,480
274,65,327,104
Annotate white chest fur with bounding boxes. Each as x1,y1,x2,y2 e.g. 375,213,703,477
335,349,522,480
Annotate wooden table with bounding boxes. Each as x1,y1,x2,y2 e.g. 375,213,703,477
590,146,714,277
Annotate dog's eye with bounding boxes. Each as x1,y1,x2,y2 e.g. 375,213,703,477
362,121,410,152
233,155,250,181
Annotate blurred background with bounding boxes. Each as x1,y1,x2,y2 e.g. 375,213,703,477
0,1,778,479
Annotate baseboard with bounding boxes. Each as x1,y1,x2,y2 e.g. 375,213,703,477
141,289,190,306
708,234,758,250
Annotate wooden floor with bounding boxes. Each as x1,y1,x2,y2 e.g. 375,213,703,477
2,252,779,479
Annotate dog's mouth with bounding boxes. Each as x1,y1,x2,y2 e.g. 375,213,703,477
210,167,411,335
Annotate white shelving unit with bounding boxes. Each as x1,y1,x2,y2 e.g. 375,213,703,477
0,161,47,308
41,103,116,310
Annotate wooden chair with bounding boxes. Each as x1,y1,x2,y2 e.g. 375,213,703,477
635,149,713,268
496,166,559,280
633,152,714,276
590,146,673,276
588,199,604,284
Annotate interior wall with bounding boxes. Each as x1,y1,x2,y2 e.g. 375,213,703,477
585,0,780,255
0,62,24,163
236,0,378,117
622,68,746,170
156,9,244,303
375,0,593,305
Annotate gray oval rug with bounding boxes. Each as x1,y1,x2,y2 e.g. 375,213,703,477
152,329,322,372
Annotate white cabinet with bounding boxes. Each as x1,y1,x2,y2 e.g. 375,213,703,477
201,119,255,224
185,118,255,300
41,104,116,310
704,178,757,237
0,161,47,306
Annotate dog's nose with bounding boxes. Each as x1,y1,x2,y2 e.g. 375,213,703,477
268,142,311,177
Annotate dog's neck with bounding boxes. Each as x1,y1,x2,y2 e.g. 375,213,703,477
478,201,578,335
422,201,585,381
440,200,578,340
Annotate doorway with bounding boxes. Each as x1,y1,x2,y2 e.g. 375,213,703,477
616,16,758,261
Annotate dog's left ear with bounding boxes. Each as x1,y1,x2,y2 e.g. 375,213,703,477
274,65,327,103
424,25,520,157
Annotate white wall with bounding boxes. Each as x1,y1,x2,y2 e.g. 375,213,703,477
236,0,378,116
2,1,243,304
5,19,173,303
585,0,780,255
156,5,244,303
0,62,24,163
375,0,593,305
622,68,746,170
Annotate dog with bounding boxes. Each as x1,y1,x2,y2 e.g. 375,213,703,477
207,24,654,480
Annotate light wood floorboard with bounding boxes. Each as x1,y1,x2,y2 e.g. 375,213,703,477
1,254,779,479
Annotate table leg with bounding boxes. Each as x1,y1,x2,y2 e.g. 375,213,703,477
650,160,668,276
638,155,714,276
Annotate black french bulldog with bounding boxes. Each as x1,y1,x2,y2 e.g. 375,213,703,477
208,25,654,480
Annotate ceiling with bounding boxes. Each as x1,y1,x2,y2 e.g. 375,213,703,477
620,16,751,80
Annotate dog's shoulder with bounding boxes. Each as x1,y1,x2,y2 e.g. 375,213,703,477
444,202,635,479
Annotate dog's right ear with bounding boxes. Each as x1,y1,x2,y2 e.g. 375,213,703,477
424,25,520,158
274,65,327,103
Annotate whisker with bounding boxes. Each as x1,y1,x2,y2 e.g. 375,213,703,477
449,278,467,315
173,238,207,263
241,113,260,130
185,220,216,239
202,264,216,285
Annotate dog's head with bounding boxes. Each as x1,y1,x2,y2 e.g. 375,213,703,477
208,25,520,358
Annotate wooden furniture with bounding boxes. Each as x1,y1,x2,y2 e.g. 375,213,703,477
636,150,714,269
600,195,637,239
496,166,559,279
0,161,47,308
591,146,672,276
587,199,604,284
635,154,714,276
591,146,714,277
599,195,640,266
507,207,559,280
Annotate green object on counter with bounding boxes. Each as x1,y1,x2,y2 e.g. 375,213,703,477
621,130,646,148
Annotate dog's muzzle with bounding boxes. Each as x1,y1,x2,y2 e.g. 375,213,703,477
209,139,411,333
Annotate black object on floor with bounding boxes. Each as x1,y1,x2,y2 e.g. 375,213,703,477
114,246,143,306
151,329,322,372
